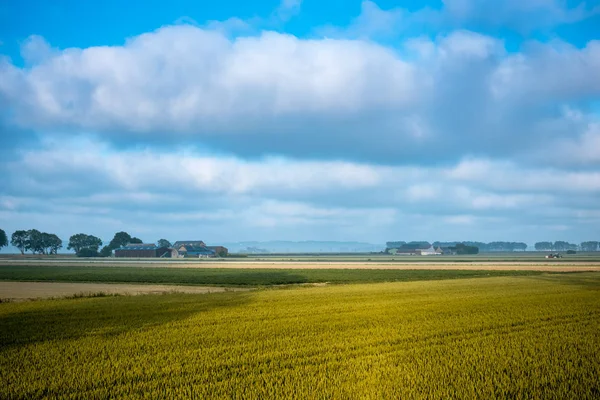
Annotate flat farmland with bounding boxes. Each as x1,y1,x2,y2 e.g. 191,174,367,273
1,274,599,398
1,255,600,272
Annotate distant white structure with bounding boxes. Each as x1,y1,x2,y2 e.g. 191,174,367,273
419,246,442,256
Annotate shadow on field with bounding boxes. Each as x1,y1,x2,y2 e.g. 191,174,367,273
0,291,254,348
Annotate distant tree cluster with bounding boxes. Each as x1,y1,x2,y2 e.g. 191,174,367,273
386,241,407,249
386,240,600,253
80,231,145,258
386,241,527,252
10,229,62,254
0,228,158,257
386,241,431,250
68,233,103,257
452,243,479,255
535,241,598,251
433,242,528,252
157,239,172,248
580,241,600,251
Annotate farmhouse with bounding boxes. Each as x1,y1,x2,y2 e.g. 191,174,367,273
115,244,171,258
171,240,229,258
176,245,216,258
419,245,442,256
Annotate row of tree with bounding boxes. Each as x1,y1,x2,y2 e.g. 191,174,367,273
534,241,599,251
452,243,479,255
67,231,146,257
72,231,159,257
386,240,600,252
0,228,172,257
435,241,528,252
7,230,63,255
385,241,528,252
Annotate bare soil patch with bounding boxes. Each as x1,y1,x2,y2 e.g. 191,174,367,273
0,281,249,301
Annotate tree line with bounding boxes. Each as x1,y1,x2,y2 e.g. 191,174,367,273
386,240,600,252
0,228,172,257
4,229,63,255
385,241,528,252
534,241,599,252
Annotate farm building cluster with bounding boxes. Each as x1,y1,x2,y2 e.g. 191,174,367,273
114,240,228,258
387,244,454,256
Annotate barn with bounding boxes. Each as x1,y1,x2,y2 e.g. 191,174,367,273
115,244,170,258
171,240,228,258
177,245,216,258
172,240,206,248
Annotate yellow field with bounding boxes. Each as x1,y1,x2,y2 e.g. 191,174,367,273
1,273,599,398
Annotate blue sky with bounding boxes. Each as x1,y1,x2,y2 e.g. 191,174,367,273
1,0,599,248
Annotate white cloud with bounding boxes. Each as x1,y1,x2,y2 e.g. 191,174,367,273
491,40,600,101
3,136,600,243
0,26,419,134
547,122,600,166
2,25,599,170
446,158,600,193
10,137,386,196
437,30,503,59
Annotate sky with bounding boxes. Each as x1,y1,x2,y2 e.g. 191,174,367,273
1,0,599,247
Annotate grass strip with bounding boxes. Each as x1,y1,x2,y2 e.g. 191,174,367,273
0,265,551,286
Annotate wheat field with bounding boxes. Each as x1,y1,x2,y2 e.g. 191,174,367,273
1,273,599,399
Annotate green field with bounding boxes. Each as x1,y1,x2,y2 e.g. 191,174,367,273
243,252,600,263
2,273,599,398
0,265,548,286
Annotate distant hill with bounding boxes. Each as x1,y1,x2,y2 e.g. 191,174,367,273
220,241,385,254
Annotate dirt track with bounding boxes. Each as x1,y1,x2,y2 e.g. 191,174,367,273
0,282,249,301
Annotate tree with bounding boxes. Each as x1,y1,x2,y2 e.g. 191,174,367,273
580,241,599,252
68,234,103,254
157,239,172,248
44,234,62,255
130,237,143,244
11,230,29,254
513,242,528,251
108,232,132,250
0,229,7,249
535,242,553,251
77,248,99,258
553,241,575,252
386,241,406,249
99,246,113,257
452,243,479,255
26,229,44,254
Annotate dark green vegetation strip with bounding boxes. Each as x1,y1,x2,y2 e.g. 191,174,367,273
0,265,548,286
